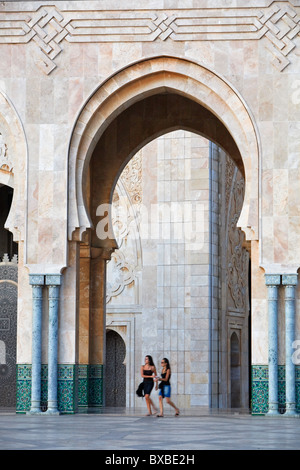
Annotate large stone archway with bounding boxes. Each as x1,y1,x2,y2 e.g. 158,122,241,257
69,56,259,410
68,56,259,245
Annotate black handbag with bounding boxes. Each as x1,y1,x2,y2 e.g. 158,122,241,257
136,382,144,397
158,381,165,397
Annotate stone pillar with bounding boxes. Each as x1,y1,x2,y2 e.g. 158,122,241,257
282,274,298,417
28,274,45,414
90,248,112,364
89,247,113,408
79,244,92,365
265,274,280,416
45,274,62,415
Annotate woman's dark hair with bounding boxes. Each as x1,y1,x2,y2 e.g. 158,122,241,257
145,355,155,366
163,358,170,370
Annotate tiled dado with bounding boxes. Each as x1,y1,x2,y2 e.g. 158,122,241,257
16,364,104,414
251,365,300,415
78,364,104,412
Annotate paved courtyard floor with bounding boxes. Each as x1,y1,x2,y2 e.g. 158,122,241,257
0,407,299,451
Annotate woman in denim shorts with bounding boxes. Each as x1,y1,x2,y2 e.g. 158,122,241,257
155,358,180,417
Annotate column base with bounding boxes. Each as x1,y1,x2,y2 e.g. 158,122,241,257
26,409,44,415
45,402,60,415
44,409,61,416
266,409,280,417
27,400,43,415
283,409,299,418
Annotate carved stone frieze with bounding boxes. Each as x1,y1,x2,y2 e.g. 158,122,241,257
1,2,300,73
121,154,142,207
225,155,235,210
0,133,13,173
226,165,249,312
106,251,135,303
106,152,142,303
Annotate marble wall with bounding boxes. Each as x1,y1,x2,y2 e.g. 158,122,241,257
106,131,212,408
106,131,249,409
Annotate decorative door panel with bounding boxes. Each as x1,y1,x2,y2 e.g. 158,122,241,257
105,330,126,407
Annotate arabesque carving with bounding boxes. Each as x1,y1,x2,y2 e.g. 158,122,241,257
106,152,142,303
0,133,13,173
226,164,248,311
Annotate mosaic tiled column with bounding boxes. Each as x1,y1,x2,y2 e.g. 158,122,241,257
282,274,298,417
28,274,44,414
265,274,281,416
45,274,62,415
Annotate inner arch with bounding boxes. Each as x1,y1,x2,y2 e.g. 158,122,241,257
89,92,245,249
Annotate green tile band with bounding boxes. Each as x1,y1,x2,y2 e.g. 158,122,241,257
16,364,104,414
251,365,300,415
78,364,89,411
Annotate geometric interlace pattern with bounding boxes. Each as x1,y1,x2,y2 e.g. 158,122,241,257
0,2,300,74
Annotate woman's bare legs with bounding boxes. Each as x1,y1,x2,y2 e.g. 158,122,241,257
150,397,158,414
145,394,152,415
165,397,179,415
145,395,157,415
157,395,164,416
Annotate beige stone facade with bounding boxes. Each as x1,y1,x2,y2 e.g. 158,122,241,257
0,0,300,413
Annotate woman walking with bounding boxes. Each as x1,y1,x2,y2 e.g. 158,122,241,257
140,355,158,416
155,358,179,417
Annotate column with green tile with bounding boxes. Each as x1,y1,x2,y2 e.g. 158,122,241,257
45,274,62,415
28,275,45,414
265,274,280,416
282,274,299,417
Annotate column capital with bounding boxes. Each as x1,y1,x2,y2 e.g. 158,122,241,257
45,274,62,286
282,274,298,286
29,274,45,286
91,246,115,260
265,274,281,286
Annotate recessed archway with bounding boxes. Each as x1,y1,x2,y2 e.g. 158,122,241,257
68,56,260,245
0,90,27,244
230,332,241,409
105,329,126,407
0,90,27,412
69,56,259,411
89,91,246,250
0,184,18,409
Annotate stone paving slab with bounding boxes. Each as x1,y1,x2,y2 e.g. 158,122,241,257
0,408,300,451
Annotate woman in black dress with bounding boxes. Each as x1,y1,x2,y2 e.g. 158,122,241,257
140,355,158,416
155,357,179,417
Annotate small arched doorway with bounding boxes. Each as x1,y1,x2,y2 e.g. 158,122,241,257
230,332,241,408
105,329,126,407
